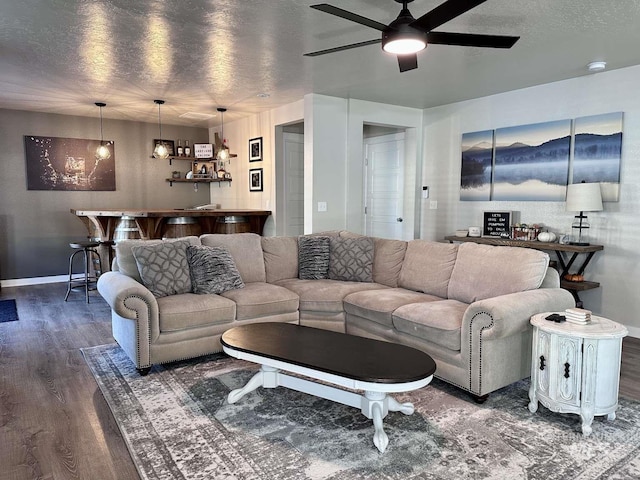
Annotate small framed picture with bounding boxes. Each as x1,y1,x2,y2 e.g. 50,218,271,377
249,137,262,162
153,139,175,156
249,167,263,192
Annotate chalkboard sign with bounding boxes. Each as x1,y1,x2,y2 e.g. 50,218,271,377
483,211,512,237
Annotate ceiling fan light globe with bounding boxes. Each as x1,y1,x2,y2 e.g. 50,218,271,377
382,38,426,54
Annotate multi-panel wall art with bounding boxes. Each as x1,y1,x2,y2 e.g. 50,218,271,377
460,112,623,202
25,135,116,191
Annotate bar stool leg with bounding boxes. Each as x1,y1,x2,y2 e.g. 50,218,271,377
64,250,82,302
84,248,90,303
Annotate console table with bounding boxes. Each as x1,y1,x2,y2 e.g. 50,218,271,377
444,236,603,308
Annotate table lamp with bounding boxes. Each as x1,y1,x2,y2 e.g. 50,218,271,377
566,181,603,246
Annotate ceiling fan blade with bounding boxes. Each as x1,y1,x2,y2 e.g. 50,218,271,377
304,38,382,57
410,0,488,32
398,54,418,72
428,31,519,48
310,4,388,31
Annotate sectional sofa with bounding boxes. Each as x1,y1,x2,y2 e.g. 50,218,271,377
97,231,575,399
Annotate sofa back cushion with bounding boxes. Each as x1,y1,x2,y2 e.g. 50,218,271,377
262,236,299,283
115,236,201,284
398,240,458,298
448,242,550,303
200,233,266,283
373,237,407,287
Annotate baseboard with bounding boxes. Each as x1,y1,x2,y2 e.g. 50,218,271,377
625,325,640,340
1,275,68,288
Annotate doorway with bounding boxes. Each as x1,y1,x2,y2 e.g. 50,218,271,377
276,122,304,236
363,127,406,239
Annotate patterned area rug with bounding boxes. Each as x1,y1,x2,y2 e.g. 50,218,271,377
83,343,640,480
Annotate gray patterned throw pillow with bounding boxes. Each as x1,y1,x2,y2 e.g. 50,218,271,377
186,245,244,295
131,239,192,297
329,236,374,282
298,236,330,279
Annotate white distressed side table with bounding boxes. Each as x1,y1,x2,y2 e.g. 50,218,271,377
528,312,628,436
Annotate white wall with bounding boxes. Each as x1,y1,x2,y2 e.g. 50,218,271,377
207,100,304,236
421,64,640,336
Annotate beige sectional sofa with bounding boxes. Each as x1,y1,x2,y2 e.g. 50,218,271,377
97,231,575,398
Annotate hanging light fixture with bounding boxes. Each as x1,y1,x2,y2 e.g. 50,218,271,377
216,107,229,161
95,102,111,160
152,99,170,159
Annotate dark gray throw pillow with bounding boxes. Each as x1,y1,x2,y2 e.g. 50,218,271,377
298,235,330,279
131,239,192,298
187,245,244,294
329,236,374,282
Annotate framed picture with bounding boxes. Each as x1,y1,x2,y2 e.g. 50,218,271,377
249,167,263,191
153,139,175,156
249,137,262,162
24,135,116,191
193,143,213,159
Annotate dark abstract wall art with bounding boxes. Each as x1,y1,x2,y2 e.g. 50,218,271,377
24,135,115,191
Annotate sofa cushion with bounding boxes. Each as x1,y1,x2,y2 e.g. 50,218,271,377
373,237,407,287
115,236,200,284
131,239,192,297
298,236,330,279
200,233,266,283
276,278,387,313
448,242,550,304
220,282,299,320
262,236,299,283
398,240,458,298
344,288,442,328
392,300,469,351
157,293,236,332
329,236,374,282
187,245,244,295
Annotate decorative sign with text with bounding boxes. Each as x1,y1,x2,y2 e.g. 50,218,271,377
194,143,213,159
483,211,512,237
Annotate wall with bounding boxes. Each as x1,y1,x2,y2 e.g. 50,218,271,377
421,64,640,336
207,100,304,237
0,108,209,283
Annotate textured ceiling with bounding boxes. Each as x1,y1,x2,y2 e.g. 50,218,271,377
1,0,640,127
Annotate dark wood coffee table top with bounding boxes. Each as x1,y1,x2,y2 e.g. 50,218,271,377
221,322,436,384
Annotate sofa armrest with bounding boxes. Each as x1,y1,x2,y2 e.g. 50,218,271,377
462,287,575,341
97,271,159,323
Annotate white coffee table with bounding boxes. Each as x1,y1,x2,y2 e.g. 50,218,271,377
221,322,436,453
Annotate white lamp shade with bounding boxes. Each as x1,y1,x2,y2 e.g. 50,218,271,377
566,182,603,212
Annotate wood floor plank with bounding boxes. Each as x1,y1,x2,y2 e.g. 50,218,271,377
1,282,639,480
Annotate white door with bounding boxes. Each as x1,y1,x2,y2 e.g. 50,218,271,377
364,132,405,239
283,132,304,236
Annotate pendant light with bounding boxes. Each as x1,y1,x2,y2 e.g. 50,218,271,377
152,99,170,159
216,107,229,161
95,102,111,160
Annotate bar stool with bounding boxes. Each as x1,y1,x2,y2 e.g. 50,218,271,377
64,240,101,303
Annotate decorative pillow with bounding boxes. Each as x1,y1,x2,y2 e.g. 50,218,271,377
131,239,192,297
186,245,244,295
329,236,374,282
298,235,330,279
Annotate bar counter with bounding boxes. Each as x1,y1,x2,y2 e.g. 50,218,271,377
71,208,272,241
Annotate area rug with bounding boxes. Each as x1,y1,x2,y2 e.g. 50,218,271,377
83,343,640,480
0,299,19,323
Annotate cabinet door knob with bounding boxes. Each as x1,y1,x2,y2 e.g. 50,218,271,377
396,217,403,222
539,355,546,371
564,362,571,378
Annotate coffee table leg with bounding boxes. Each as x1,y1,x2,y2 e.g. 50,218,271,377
387,396,414,415
371,402,389,453
227,365,279,404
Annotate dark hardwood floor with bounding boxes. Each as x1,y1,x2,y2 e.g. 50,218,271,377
1,283,639,479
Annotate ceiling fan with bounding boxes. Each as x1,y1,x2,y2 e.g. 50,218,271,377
304,0,519,72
